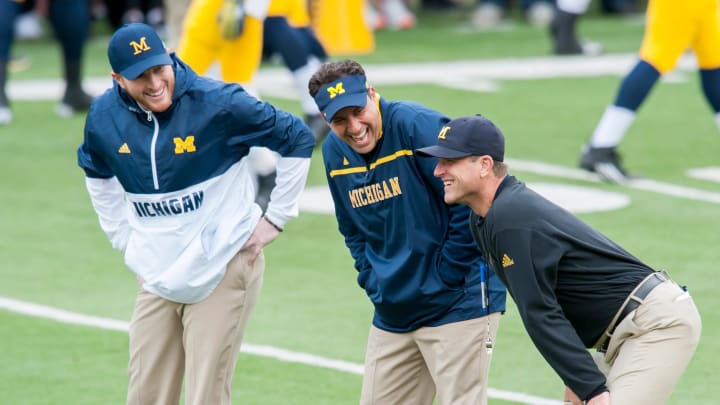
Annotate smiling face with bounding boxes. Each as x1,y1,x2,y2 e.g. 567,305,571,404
326,88,381,155
433,154,504,216
112,64,174,112
433,155,487,206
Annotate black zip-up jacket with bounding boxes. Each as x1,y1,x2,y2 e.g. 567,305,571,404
471,175,652,400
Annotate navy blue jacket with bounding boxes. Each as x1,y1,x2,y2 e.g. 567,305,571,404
322,97,506,332
78,54,314,192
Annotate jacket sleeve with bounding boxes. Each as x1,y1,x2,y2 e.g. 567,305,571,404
225,87,316,158
411,111,480,277
257,107,314,228
224,86,315,227
322,145,370,274
85,177,131,252
264,157,311,229
441,203,482,274
339,210,369,273
330,183,370,273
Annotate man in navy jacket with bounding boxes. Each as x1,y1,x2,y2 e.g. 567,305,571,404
309,59,506,405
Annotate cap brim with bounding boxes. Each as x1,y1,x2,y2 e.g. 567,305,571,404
416,144,472,159
121,53,173,80
322,92,368,121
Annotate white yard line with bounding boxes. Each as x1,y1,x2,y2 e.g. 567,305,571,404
686,167,720,183
7,52,699,101
0,296,562,405
507,159,720,205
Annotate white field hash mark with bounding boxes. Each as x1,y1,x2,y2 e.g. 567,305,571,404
0,296,563,405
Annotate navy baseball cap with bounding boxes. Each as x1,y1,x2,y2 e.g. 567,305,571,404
313,74,369,121
416,114,505,161
108,23,172,80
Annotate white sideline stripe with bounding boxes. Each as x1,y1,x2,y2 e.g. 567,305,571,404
0,296,562,405
6,52,699,101
686,167,720,183
508,159,720,204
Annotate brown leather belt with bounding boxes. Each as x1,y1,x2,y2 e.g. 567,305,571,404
597,271,669,353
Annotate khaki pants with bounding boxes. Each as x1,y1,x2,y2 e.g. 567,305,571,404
126,250,265,405
594,279,701,404
361,312,501,405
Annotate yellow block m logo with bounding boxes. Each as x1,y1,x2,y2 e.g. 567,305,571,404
129,37,151,55
173,136,196,154
438,125,451,140
327,83,345,99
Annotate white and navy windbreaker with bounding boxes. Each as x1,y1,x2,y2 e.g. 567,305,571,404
77,54,315,304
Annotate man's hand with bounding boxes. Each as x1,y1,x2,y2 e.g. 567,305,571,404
564,386,610,405
563,386,583,405
218,0,245,40
587,391,610,405
242,216,281,265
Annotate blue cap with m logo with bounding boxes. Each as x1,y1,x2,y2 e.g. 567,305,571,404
313,74,369,121
416,114,505,161
108,23,173,80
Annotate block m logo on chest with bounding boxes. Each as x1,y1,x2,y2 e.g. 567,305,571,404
173,136,196,154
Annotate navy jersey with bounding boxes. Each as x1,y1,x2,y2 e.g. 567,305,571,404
322,97,506,332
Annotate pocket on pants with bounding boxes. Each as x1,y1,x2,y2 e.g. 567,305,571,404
227,249,265,291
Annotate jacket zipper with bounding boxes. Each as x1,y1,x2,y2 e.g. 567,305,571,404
148,111,160,190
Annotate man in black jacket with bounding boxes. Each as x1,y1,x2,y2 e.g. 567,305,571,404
417,114,701,404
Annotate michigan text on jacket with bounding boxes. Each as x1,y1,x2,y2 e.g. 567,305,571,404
348,177,402,208
132,191,205,217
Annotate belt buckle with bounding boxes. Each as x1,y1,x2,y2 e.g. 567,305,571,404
622,272,662,315
597,339,609,354
597,271,668,354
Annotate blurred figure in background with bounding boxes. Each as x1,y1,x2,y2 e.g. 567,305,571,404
580,0,720,183
13,0,43,40
550,0,602,55
421,0,464,9
256,0,331,207
472,0,554,30
177,0,271,206
99,0,165,30
601,0,638,15
365,0,416,31
264,0,330,143
177,0,267,97
0,0,93,126
120,0,165,32
162,0,191,49
176,0,289,211
255,0,332,208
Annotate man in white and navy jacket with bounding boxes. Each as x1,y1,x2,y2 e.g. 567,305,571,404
77,23,314,405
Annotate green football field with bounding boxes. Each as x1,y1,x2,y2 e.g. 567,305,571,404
1,7,718,404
